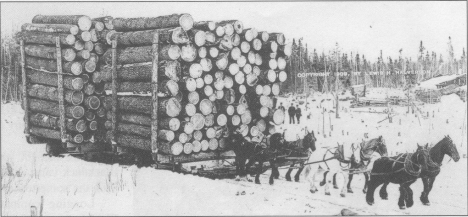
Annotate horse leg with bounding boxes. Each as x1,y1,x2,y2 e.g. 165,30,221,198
324,175,331,196
286,162,294,181
425,177,436,206
269,159,276,185
366,177,383,205
340,172,348,197
244,159,255,182
333,173,339,189
405,184,414,208
320,171,329,186
273,163,280,179
398,185,407,209
379,182,389,200
363,172,369,194
347,174,354,193
294,162,305,182
309,170,319,193
420,177,429,205
255,160,263,184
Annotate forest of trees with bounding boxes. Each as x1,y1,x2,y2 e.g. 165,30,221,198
283,37,467,94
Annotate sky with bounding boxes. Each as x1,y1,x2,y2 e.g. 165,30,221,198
1,1,466,60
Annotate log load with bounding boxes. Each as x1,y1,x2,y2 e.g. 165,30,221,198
113,122,152,138
21,23,79,35
104,80,178,96
32,15,92,31
25,44,76,61
29,98,84,119
28,84,84,105
16,31,75,45
29,126,64,141
104,96,181,117
26,56,82,75
109,27,189,46
29,113,87,132
111,14,194,31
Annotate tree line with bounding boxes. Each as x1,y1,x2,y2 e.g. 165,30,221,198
283,37,467,94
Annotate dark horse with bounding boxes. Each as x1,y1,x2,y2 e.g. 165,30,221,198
378,135,460,206
226,129,316,185
321,136,388,194
284,129,317,182
366,144,430,209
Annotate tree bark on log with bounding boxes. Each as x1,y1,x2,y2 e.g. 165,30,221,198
109,27,189,46
29,98,84,119
25,44,76,61
111,14,194,31
16,31,75,45
102,46,152,65
116,122,152,138
93,16,114,30
32,15,92,31
104,96,180,116
26,69,84,90
115,133,151,150
193,21,216,31
26,56,82,75
29,113,87,132
21,23,79,35
30,126,64,141
28,84,84,105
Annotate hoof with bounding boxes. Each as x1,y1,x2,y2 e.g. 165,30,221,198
381,197,388,200
399,206,406,210
319,181,326,186
295,178,300,182
241,191,246,195
340,193,346,197
255,180,261,185
274,176,279,179
423,202,431,206
333,185,339,189
286,178,292,182
347,189,353,193
367,201,374,206
310,189,316,194
363,189,367,194
325,192,331,196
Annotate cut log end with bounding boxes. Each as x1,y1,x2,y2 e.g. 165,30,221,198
71,106,85,119
179,14,194,31
78,16,92,31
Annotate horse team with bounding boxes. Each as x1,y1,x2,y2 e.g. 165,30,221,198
225,130,460,210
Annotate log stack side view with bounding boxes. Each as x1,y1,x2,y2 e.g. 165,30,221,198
17,13,292,162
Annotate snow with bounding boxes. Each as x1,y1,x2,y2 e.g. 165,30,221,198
418,74,461,90
2,88,467,216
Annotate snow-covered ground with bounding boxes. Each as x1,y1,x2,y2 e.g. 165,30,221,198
2,88,467,216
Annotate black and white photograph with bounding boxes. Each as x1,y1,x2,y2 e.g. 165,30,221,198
1,1,467,216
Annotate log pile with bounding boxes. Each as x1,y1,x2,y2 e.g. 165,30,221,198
17,15,110,146
18,13,291,159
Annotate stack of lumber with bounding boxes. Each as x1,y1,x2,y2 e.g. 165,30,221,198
17,15,110,145
96,14,290,156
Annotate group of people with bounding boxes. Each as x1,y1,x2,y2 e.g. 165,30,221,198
278,103,302,124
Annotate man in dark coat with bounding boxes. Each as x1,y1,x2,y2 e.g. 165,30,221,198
288,103,296,124
295,105,302,124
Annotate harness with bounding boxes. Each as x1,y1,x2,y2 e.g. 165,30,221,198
370,153,422,177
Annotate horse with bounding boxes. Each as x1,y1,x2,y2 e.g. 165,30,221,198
224,132,265,181
378,135,460,206
283,128,317,182
303,141,363,197
365,144,430,209
320,136,388,194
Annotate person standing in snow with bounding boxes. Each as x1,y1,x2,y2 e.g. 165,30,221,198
288,103,296,124
295,105,302,124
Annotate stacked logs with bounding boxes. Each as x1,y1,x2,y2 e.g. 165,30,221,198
95,14,290,157
17,15,110,146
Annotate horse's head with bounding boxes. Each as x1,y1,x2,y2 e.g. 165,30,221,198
226,132,246,151
415,143,430,171
351,143,362,165
303,129,317,152
270,133,285,150
375,136,388,157
442,135,460,162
